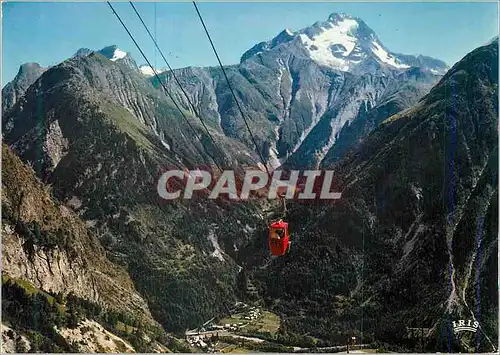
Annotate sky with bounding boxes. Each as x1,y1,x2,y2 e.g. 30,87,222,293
2,1,499,86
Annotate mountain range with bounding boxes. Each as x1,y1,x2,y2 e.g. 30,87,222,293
1,11,497,353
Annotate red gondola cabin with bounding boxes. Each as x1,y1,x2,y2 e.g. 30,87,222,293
268,219,290,256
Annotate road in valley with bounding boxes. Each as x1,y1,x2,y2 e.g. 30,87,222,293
187,329,371,353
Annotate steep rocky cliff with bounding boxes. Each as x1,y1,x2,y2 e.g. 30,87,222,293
2,143,156,322
1,143,186,352
2,63,47,114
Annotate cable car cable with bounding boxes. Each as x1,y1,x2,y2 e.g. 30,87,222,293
192,1,290,222
192,1,272,181
109,3,257,272
106,1,223,173
129,1,225,171
116,0,288,247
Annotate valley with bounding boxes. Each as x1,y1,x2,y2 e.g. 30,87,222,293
1,4,498,353
184,303,373,353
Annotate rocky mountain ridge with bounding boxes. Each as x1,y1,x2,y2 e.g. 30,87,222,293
3,12,448,171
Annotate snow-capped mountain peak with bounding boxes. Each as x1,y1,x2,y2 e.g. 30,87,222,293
139,65,167,77
98,45,128,62
110,48,127,61
94,45,140,71
241,12,448,74
71,45,141,73
297,13,413,71
139,65,156,77
298,15,362,70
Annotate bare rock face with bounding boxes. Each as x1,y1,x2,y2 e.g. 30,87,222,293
1,144,157,325
2,225,98,299
55,319,136,353
1,324,32,353
10,119,70,172
2,62,47,115
43,119,70,169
